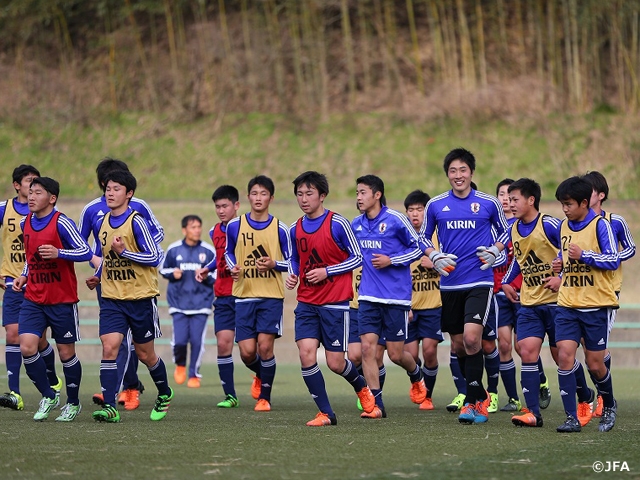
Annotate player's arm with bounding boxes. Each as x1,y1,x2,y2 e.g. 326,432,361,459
0,201,7,227
385,216,425,267
43,215,93,262
199,244,217,286
476,201,508,269
421,201,457,275
326,215,363,276
285,222,300,290
611,214,636,262
132,197,165,244
159,243,181,281
223,218,240,269
116,215,162,267
578,219,620,270
273,220,292,272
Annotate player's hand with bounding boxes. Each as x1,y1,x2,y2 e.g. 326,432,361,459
408,310,414,322
230,265,241,281
305,267,328,284
195,267,208,283
476,245,501,270
428,251,457,276
13,276,27,292
256,256,274,272
568,243,583,260
90,255,102,269
285,274,299,290
420,255,434,269
38,244,59,259
0,279,5,291
502,284,519,303
542,275,561,292
371,253,391,269
86,276,100,290
111,236,125,254
552,257,563,274
173,268,183,280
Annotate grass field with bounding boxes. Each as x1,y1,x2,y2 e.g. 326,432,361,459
1,365,638,479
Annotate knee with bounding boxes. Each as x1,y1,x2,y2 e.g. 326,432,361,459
498,338,512,356
347,350,361,366
326,356,345,374
463,336,481,354
20,344,37,357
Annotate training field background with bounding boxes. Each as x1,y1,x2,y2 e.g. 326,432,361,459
0,198,638,479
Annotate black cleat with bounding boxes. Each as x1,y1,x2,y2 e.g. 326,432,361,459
556,414,581,433
598,399,617,432
539,381,551,410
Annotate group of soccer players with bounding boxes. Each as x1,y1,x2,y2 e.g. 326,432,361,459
0,148,634,433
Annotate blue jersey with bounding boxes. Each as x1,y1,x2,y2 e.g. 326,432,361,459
601,210,635,262
351,206,423,305
424,189,509,291
565,209,619,270
161,239,216,314
78,195,164,258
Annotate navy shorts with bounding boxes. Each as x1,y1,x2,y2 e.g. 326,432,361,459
2,284,24,327
406,307,444,343
358,300,409,343
441,288,493,335
483,295,498,341
555,306,612,351
18,299,80,343
517,304,556,347
294,302,349,352
100,297,161,344
235,298,283,342
348,307,360,344
495,293,520,330
213,295,236,333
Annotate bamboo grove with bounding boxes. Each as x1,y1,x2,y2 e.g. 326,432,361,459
1,0,639,121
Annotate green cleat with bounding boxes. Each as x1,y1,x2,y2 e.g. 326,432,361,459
0,391,24,411
92,404,121,423
539,379,551,409
488,393,499,413
356,398,363,412
447,393,466,412
150,388,174,421
500,398,522,412
33,395,60,421
51,376,63,407
56,403,82,422
217,394,239,408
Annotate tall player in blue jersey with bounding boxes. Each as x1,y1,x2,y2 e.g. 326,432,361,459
352,175,427,419
422,148,509,424
225,175,291,412
79,158,164,411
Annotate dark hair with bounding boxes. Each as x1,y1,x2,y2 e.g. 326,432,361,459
356,175,386,207
181,215,202,228
292,171,329,197
583,171,609,203
404,189,431,210
30,177,60,204
248,175,275,196
508,178,541,210
496,178,515,196
104,169,137,194
443,148,476,174
470,181,478,191
212,185,239,203
555,176,592,205
96,157,129,189
12,164,41,186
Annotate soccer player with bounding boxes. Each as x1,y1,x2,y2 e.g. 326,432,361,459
582,171,635,417
422,148,509,424
352,175,427,418
224,175,291,412
195,185,242,408
160,215,215,388
502,178,563,428
553,176,619,433
404,189,443,411
285,171,375,426
13,177,93,421
88,170,173,423
0,165,63,411
79,157,164,410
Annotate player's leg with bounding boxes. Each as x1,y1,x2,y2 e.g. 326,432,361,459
1,286,29,409
554,307,582,432
358,301,386,417
186,313,208,388
416,308,443,410
171,312,189,384
497,296,521,411
235,301,262,399
214,296,238,407
252,298,283,411
37,334,62,396
482,297,500,412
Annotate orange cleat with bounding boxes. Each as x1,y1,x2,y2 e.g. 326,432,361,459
306,412,337,426
360,406,386,419
357,386,375,414
254,399,271,412
92,393,104,406
121,388,140,411
419,398,435,410
187,377,201,388
592,395,603,418
174,366,187,385
409,378,427,404
512,411,543,427
577,389,595,427
251,376,261,400
117,391,126,405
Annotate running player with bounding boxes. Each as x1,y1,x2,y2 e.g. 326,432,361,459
225,175,291,412
14,177,93,421
89,170,173,422
404,189,443,411
195,185,242,408
553,176,619,433
286,171,375,426
352,175,427,418
423,148,509,424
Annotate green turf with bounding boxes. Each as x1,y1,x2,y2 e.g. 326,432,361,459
0,365,637,479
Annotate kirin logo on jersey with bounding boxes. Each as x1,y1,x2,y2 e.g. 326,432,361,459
470,202,480,214
199,253,207,263
378,223,387,233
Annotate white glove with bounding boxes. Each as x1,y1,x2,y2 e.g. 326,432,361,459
476,245,501,270
428,251,457,276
